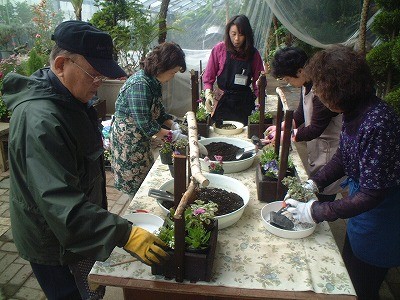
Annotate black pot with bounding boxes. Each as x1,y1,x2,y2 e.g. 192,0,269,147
159,150,173,165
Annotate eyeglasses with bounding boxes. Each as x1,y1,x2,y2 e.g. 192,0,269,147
69,59,107,84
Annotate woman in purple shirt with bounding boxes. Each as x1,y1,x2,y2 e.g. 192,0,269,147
203,14,264,124
286,45,400,300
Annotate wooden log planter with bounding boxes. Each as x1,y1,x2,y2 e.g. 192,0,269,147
151,111,217,282
256,86,294,202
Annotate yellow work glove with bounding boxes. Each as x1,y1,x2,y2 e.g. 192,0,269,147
204,89,215,113
123,227,169,266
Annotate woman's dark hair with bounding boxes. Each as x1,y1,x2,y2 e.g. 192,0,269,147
271,47,308,78
305,45,375,112
141,42,186,76
224,14,255,60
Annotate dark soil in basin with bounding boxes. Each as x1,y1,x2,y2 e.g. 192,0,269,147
160,187,244,216
203,142,241,161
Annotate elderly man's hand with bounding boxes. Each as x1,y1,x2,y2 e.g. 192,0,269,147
124,227,169,266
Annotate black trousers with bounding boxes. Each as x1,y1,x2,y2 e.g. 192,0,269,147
342,234,389,300
30,262,82,300
31,259,105,300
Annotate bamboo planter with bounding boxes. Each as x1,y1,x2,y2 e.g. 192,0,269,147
247,118,273,139
256,164,296,202
151,219,218,282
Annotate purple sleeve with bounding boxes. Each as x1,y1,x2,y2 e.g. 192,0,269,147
311,149,346,191
311,187,384,223
203,43,225,90
295,97,339,142
251,49,265,97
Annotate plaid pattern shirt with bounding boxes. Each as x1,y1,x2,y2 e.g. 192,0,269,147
114,69,172,137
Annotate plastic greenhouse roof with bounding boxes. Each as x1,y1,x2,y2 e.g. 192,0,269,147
140,0,221,14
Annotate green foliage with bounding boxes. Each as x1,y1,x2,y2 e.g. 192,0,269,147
392,38,400,70
248,108,273,124
260,145,278,165
370,10,400,41
384,88,400,115
91,0,173,74
281,176,315,202
157,200,218,250
26,48,45,76
195,90,210,122
367,1,400,98
0,54,27,120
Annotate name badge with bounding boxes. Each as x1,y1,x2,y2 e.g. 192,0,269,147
234,74,247,86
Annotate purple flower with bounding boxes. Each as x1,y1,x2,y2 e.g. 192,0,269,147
196,98,203,103
194,208,206,215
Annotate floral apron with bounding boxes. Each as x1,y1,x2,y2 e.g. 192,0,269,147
110,102,162,195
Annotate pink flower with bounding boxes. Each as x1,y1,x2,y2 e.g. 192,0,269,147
196,98,202,103
0,72,3,79
209,162,216,169
35,33,41,38
194,208,206,215
204,156,210,163
214,155,223,163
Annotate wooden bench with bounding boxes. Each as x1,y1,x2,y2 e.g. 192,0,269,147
0,122,9,172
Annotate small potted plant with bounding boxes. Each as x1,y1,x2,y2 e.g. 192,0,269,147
256,145,295,202
195,91,211,137
204,155,224,175
159,131,174,165
281,176,315,202
152,200,219,282
247,104,273,138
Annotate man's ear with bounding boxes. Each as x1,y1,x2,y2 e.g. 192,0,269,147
53,56,67,77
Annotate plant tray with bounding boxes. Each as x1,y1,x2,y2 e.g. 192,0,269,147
151,220,218,282
247,119,273,139
197,121,210,138
256,164,289,202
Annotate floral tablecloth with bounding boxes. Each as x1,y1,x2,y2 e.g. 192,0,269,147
90,128,355,297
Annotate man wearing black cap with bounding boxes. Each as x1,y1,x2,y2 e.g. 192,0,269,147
1,20,169,299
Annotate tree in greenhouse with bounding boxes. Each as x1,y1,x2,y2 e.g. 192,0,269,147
366,0,400,114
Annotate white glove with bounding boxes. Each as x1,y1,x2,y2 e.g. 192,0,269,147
302,179,319,193
170,121,180,131
285,199,316,224
204,89,215,113
171,130,187,142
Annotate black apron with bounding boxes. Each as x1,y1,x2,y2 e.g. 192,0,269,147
213,51,256,124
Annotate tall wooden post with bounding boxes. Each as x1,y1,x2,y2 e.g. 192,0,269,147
190,70,199,112
173,154,187,282
258,72,266,138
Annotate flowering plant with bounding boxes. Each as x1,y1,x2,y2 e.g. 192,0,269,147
260,145,294,179
248,104,273,124
160,131,174,154
204,155,224,174
157,200,218,250
195,90,210,122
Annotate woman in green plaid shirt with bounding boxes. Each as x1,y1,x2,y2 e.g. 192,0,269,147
110,42,187,196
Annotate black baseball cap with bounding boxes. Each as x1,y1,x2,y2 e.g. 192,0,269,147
51,20,127,78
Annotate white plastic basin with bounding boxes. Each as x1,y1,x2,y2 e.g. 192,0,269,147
198,137,256,173
157,173,249,229
261,201,316,239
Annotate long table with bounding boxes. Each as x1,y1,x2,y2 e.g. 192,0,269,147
88,126,356,300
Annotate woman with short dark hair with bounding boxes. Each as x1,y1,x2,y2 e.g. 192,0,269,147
285,45,400,300
203,14,265,124
110,42,187,196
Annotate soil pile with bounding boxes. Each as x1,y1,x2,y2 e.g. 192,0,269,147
204,142,240,161
160,187,244,216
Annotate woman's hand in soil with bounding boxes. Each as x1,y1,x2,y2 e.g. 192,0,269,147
285,199,317,224
124,227,169,266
